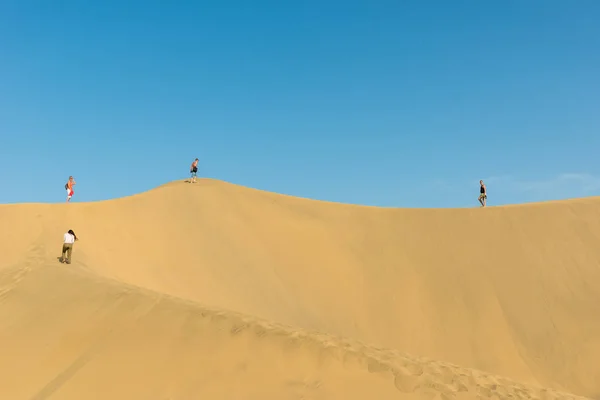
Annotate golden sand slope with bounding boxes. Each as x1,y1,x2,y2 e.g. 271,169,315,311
1,178,599,399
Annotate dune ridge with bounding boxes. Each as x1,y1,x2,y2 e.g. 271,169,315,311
1,178,599,399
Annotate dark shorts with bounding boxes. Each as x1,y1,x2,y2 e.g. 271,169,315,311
191,167,198,174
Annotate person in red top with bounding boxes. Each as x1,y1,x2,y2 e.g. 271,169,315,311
65,176,76,202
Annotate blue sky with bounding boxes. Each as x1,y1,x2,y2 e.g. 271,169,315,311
1,1,599,208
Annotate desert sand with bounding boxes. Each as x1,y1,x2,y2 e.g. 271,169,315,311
1,178,599,400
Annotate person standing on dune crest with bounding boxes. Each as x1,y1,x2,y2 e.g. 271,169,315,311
478,180,487,207
190,158,198,183
60,229,78,264
65,176,76,202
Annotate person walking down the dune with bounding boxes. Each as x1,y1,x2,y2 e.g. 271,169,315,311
60,229,78,264
478,180,487,207
190,158,198,183
65,176,76,202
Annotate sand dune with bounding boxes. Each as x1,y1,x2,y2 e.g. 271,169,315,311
1,178,599,399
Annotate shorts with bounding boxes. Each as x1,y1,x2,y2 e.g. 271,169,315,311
67,188,74,197
191,167,198,175
479,193,487,199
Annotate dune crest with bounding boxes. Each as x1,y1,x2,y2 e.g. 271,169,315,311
1,178,599,399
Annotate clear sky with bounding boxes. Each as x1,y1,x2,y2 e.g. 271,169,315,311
1,1,599,208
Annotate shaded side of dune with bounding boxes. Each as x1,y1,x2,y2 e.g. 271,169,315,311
0,263,589,400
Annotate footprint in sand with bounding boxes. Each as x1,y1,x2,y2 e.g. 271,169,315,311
367,359,391,374
393,365,425,392
394,371,421,393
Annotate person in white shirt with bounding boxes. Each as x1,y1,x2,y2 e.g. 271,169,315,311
60,229,78,264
